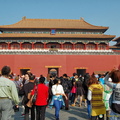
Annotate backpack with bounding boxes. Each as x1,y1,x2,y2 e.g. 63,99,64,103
109,84,120,114
109,84,116,109
62,79,69,93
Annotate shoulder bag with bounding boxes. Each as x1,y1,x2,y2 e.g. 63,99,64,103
26,85,38,107
32,85,38,103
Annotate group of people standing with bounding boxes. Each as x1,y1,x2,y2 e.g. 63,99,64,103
86,70,120,120
0,66,87,120
0,65,120,120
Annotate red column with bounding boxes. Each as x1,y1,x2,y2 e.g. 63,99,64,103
8,43,10,49
20,42,22,49
61,43,63,49
32,42,34,49
96,43,98,50
84,44,86,50
44,43,46,49
72,44,75,49
107,43,109,50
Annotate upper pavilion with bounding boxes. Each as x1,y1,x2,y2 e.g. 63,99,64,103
0,17,115,53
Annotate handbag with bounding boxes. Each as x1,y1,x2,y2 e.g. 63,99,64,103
26,85,38,108
26,99,33,108
32,85,38,103
32,92,37,103
26,93,37,107
109,83,120,114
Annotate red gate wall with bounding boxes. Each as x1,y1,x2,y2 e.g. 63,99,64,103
0,54,120,76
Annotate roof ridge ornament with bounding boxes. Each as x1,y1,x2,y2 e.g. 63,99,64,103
22,16,26,20
80,17,84,20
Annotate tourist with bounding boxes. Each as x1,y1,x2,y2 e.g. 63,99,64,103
71,79,77,106
18,74,28,116
83,73,91,118
26,70,33,76
99,74,105,85
103,77,112,120
50,78,67,120
72,73,79,81
87,76,106,120
75,79,85,107
22,74,30,85
13,75,22,93
70,73,77,80
46,74,51,86
79,74,84,83
105,69,120,120
61,73,72,110
71,73,79,106
0,66,19,120
20,74,36,120
31,76,48,120
48,74,55,104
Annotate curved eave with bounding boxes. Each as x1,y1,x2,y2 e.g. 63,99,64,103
0,26,108,30
110,46,120,49
0,33,115,39
114,42,120,46
0,18,109,32
112,37,120,41
0,27,108,33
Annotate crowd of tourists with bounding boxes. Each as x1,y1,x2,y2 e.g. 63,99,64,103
0,66,120,120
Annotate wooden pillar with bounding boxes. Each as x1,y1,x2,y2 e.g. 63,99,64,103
32,42,34,49
61,43,63,49
72,43,75,49
20,42,22,49
96,43,98,50
44,43,46,49
84,43,86,50
107,43,109,50
8,43,10,49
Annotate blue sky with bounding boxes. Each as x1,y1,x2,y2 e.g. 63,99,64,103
0,0,120,45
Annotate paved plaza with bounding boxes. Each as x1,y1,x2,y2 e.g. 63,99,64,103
12,105,88,120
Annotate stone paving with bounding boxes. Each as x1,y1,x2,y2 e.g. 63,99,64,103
12,105,88,120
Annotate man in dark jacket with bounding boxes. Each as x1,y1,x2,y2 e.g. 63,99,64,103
48,73,56,104
61,74,72,110
20,74,35,120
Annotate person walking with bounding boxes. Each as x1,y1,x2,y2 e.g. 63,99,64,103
61,74,71,110
83,73,91,119
0,66,19,120
31,76,48,120
48,75,54,104
50,78,67,120
48,73,57,104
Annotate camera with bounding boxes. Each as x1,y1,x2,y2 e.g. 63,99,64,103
13,105,19,112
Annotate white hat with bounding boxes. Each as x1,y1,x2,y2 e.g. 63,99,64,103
108,78,112,82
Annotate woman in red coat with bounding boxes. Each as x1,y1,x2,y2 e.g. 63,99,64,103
31,77,48,120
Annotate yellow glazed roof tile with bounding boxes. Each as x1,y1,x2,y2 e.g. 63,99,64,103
0,18,108,30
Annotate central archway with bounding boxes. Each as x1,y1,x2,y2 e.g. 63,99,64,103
48,68,59,76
